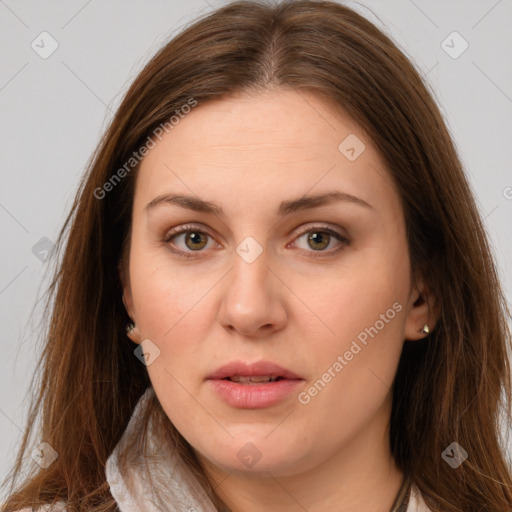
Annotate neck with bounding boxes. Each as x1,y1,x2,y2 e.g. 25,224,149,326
199,395,404,512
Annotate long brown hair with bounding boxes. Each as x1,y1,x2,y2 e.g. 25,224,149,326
2,1,512,510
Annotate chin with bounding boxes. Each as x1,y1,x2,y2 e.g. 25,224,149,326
194,435,312,476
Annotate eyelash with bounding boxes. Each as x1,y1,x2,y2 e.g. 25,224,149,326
162,223,350,260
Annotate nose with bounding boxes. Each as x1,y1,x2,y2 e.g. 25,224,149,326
217,246,288,338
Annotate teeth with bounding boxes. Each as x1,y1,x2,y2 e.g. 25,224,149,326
229,375,280,384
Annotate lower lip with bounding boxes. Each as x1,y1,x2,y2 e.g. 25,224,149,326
207,379,304,409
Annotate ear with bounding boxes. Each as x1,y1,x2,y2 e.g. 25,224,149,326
119,258,141,344
403,277,439,341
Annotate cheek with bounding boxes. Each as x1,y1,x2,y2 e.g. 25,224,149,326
129,245,197,335
292,248,409,418
128,255,213,439
128,248,218,385
296,248,409,346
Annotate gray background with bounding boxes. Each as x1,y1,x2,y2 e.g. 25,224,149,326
1,0,511,499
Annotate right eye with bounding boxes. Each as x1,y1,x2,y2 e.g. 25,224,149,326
163,225,220,259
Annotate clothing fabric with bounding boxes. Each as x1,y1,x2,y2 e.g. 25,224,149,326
18,386,432,511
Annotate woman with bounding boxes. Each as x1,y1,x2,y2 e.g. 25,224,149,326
2,1,512,511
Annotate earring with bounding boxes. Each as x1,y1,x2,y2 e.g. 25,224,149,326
418,323,430,334
126,322,135,334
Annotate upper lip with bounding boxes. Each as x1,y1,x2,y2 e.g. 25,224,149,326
207,360,303,380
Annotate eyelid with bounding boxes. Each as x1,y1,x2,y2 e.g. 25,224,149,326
292,223,346,238
163,223,215,241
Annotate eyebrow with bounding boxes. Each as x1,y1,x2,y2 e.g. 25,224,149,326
145,191,374,216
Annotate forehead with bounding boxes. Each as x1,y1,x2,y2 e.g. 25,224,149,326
133,88,399,218
147,89,364,158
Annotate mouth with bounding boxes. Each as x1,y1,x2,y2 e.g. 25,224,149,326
206,361,304,409
222,375,287,384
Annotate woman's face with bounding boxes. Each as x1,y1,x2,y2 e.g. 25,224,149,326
122,88,429,477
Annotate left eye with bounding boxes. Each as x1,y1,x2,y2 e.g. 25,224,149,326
292,228,349,256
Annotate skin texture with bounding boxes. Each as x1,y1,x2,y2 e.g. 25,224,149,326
121,88,435,512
